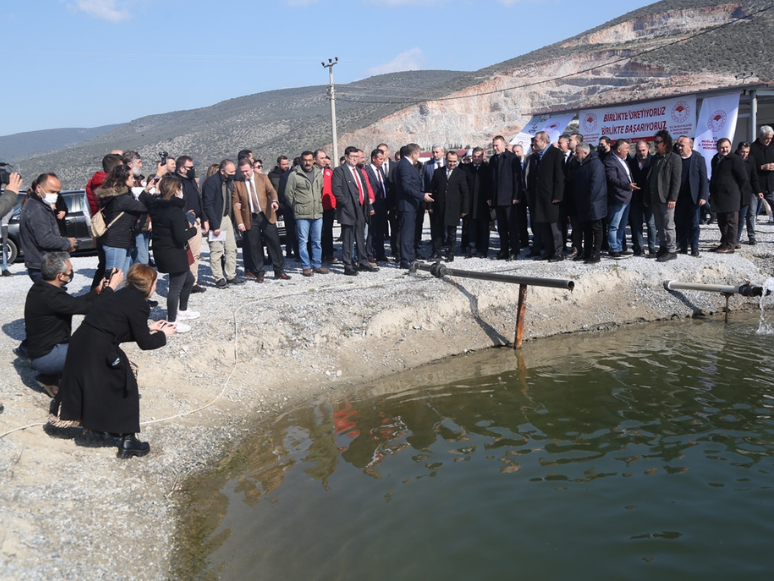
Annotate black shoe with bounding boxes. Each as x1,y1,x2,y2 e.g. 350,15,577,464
573,254,586,261
749,238,757,246
548,255,564,262
496,252,509,260
446,254,455,262
691,249,700,257
117,434,150,459
465,252,475,258
609,251,623,259
147,299,159,308
429,252,442,259
584,255,601,264
215,279,227,288
344,267,359,276
508,254,518,261
656,247,667,257
679,248,688,255
525,251,540,258
227,277,245,285
621,250,633,256
399,262,411,270
191,285,207,293
657,252,677,262
357,263,379,272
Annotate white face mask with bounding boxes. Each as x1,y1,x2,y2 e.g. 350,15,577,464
45,193,58,205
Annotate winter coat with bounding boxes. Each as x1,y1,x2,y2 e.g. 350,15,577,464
19,195,71,270
285,165,324,220
149,196,196,274
709,153,747,214
95,186,147,249
526,145,565,223
57,285,167,434
741,155,762,209
574,150,608,222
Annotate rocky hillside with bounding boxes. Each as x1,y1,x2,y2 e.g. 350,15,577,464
12,0,774,189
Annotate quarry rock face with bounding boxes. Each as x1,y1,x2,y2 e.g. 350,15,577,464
333,3,752,152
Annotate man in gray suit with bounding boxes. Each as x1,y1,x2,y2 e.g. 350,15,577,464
646,130,682,263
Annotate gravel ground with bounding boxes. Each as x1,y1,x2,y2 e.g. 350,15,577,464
1,217,773,580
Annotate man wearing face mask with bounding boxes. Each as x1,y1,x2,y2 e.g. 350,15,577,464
23,252,123,395
176,155,208,293
19,173,77,282
202,159,243,287
122,151,153,265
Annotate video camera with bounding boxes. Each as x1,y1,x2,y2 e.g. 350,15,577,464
159,151,169,166
0,163,16,186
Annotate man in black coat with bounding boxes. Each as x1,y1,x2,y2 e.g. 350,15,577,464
462,147,492,258
737,142,763,245
710,138,748,253
748,126,774,220
332,146,378,276
573,143,607,264
628,140,656,256
202,160,243,287
429,151,470,261
488,135,522,260
176,155,207,293
525,131,565,261
673,136,709,257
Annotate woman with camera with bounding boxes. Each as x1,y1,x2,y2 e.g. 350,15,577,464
95,164,152,275
148,176,199,332
52,264,176,458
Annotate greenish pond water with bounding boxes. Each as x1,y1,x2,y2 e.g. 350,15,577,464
178,315,774,580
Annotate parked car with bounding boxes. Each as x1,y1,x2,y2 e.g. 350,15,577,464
1,190,96,263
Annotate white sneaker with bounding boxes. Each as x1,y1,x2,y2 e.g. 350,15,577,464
177,310,200,321
172,322,191,333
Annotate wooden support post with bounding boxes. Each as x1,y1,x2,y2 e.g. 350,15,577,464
514,284,528,349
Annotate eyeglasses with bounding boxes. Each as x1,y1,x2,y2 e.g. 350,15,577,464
254,165,262,169
653,139,664,144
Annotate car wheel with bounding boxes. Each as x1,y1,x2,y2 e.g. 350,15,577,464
1,238,18,263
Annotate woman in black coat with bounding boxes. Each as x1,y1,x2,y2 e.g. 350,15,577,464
710,138,747,253
53,264,175,458
149,176,197,331
96,164,151,275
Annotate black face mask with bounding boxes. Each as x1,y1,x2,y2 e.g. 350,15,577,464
186,167,195,180
224,174,234,183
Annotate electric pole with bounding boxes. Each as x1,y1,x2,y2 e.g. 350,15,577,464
322,57,339,168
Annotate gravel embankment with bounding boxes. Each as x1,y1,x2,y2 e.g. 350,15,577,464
1,219,773,581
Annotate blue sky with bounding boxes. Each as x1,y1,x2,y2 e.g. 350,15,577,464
2,0,655,137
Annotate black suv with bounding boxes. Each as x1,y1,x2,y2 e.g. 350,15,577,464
1,190,96,263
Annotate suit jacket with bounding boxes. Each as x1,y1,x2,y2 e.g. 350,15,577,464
710,153,747,214
489,150,522,207
573,150,608,222
628,154,652,209
332,164,371,226
429,166,470,226
462,162,491,220
677,151,709,205
741,155,762,208
564,153,580,216
381,160,397,211
364,165,388,202
604,154,635,205
232,173,279,230
526,145,564,223
646,152,682,204
749,138,774,193
201,172,233,231
422,158,445,192
395,157,424,213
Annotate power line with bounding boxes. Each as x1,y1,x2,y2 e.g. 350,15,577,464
336,4,773,106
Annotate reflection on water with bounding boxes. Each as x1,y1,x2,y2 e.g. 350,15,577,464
177,316,774,581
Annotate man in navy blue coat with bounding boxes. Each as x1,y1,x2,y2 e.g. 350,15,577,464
396,143,433,269
673,136,709,257
604,139,638,259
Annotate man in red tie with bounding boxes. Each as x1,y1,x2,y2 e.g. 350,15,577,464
332,146,378,276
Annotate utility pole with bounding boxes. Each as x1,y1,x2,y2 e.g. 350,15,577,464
322,57,339,168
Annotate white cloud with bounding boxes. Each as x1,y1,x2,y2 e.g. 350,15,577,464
68,0,131,22
367,48,425,76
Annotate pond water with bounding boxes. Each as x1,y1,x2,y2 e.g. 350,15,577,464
177,315,774,581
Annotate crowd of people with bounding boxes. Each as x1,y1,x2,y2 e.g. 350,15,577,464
3,124,773,458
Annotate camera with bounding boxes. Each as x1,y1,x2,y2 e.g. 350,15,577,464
0,163,15,186
159,151,169,165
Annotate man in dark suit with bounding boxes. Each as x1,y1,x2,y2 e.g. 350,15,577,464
364,148,389,262
332,146,378,276
429,151,470,261
710,138,747,253
202,159,243,287
462,147,492,258
604,139,638,259
673,136,709,257
525,131,564,261
488,135,522,260
395,143,433,269
628,140,656,256
377,143,399,261
421,145,445,257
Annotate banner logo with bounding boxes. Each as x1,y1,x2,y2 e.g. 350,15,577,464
708,110,727,132
582,113,598,132
672,101,691,123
